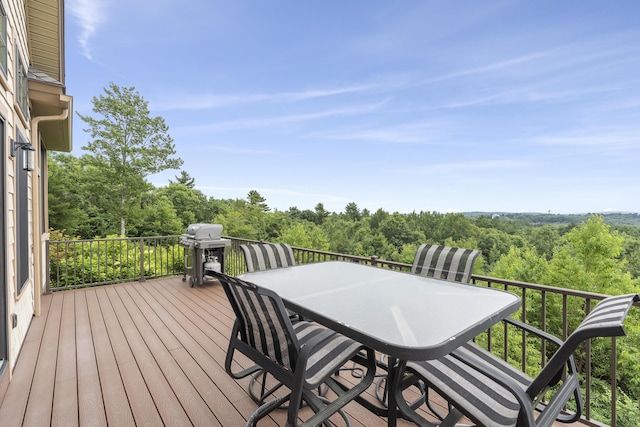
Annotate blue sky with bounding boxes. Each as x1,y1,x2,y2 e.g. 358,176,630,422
64,1,640,215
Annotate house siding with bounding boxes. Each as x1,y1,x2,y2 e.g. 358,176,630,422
3,0,37,373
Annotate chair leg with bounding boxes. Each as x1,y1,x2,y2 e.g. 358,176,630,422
245,395,290,427
424,386,449,421
249,369,292,406
439,407,467,427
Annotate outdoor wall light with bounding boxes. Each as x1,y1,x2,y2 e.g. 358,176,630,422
10,139,35,171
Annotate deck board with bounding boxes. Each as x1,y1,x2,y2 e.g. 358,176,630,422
76,289,108,427
86,289,135,427
52,291,78,427
23,292,62,426
0,277,585,426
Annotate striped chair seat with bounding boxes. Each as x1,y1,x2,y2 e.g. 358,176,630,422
240,243,296,272
400,293,639,427
407,342,530,427
411,244,480,283
293,321,365,386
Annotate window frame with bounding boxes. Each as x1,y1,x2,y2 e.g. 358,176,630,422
15,130,30,294
15,43,28,120
0,3,7,76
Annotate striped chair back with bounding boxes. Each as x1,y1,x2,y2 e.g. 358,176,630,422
529,293,639,397
218,272,298,371
240,243,296,272
411,244,480,283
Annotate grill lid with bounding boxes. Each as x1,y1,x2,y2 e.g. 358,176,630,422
184,223,223,240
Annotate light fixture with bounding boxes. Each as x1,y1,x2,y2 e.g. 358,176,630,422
10,139,35,171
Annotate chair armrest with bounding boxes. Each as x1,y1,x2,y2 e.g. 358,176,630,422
503,317,564,347
501,317,581,407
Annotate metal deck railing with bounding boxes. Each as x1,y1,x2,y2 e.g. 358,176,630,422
46,235,639,426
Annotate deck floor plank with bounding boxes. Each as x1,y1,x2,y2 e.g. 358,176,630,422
75,290,107,427
0,291,53,427
85,289,136,426
104,285,193,426
151,279,251,403
115,284,221,427
94,287,163,427
52,292,78,427
0,277,586,426
22,292,63,426
132,281,248,425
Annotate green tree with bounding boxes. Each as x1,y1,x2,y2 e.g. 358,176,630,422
278,222,330,250
78,82,183,236
344,202,361,221
379,213,422,250
170,170,195,188
314,203,330,224
247,190,269,212
546,215,634,295
157,182,209,229
492,246,549,285
524,225,560,260
48,153,91,237
133,194,183,236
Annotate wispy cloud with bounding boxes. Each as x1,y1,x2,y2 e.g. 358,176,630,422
177,145,275,155
529,131,639,149
310,121,442,144
152,84,377,111
440,84,623,109
400,160,531,176
422,52,550,85
174,101,388,133
67,0,108,60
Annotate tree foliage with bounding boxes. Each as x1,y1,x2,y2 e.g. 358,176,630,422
77,82,183,235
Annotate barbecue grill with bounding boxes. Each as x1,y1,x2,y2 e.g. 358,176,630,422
179,223,231,287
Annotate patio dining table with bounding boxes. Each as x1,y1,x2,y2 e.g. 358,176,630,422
239,261,520,426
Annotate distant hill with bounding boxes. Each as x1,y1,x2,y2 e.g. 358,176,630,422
462,212,640,227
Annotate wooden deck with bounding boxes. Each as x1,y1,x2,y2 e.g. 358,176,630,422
0,277,585,426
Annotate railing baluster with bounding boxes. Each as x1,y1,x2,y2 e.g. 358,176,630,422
585,298,592,422
139,237,145,282
521,288,527,372
541,291,547,367
611,336,617,427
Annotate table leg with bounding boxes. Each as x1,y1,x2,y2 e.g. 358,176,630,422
386,357,399,427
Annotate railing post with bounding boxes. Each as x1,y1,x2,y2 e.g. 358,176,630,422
45,240,51,293
139,237,145,282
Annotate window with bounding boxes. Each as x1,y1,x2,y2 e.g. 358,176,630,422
16,132,29,293
0,4,6,75
15,48,28,119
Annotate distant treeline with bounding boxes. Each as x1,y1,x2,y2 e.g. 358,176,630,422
464,212,640,227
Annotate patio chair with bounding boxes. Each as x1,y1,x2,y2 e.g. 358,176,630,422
211,270,377,426
240,243,296,272
374,244,481,406
396,293,639,427
239,243,305,402
411,244,480,283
